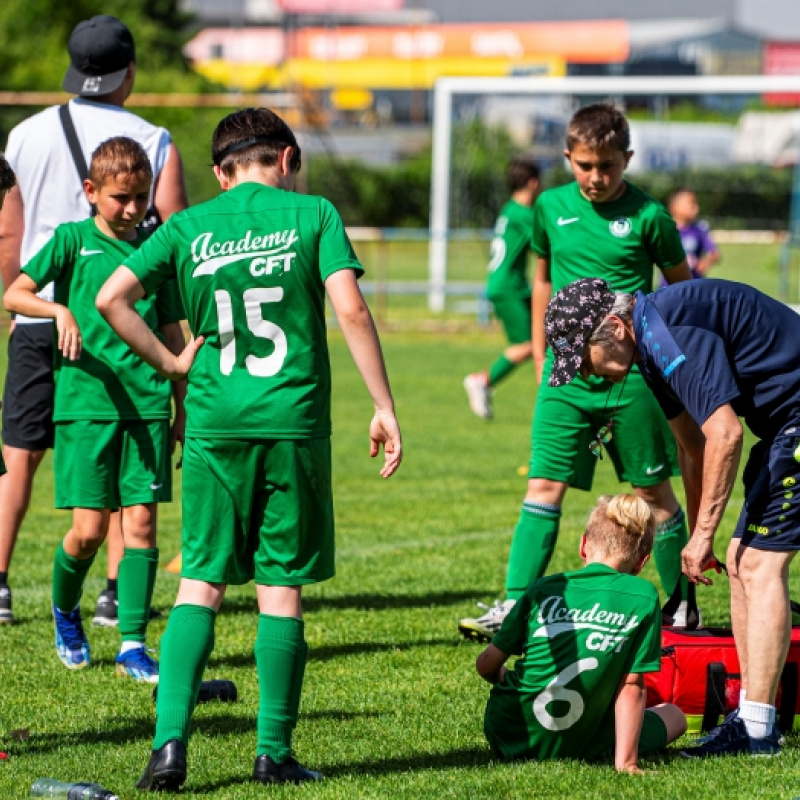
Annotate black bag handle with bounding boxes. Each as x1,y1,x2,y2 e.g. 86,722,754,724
703,662,728,732
59,103,96,217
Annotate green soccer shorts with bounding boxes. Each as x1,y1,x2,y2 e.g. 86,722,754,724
529,360,679,490
490,294,532,345
180,436,335,586
54,419,172,509
582,708,669,761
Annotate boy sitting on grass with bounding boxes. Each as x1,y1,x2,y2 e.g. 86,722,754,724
3,137,185,683
476,494,686,772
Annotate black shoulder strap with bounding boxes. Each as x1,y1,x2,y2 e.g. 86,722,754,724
59,103,96,216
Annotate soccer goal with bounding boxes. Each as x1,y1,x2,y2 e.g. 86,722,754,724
428,74,800,312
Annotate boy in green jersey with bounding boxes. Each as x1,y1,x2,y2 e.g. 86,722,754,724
96,108,403,791
3,138,185,681
460,104,693,642
477,494,686,770
464,157,539,420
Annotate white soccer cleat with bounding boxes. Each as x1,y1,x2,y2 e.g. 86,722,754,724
463,373,492,419
458,599,516,642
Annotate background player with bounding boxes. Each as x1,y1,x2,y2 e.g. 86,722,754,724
0,14,188,626
477,493,686,771
464,156,540,420
3,137,185,682
660,187,720,285
460,103,693,642
96,107,402,790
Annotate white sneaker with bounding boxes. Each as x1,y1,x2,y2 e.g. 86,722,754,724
458,599,516,642
670,600,703,629
463,373,492,419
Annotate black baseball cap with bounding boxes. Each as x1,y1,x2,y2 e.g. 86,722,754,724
63,15,135,97
544,278,617,387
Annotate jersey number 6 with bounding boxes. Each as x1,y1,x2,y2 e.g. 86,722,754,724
214,287,287,377
532,657,599,731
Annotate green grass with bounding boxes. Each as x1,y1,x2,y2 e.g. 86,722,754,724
3,243,800,798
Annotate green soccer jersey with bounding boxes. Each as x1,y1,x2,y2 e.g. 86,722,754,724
486,563,661,761
22,218,182,422
486,199,535,300
531,181,686,295
123,182,363,439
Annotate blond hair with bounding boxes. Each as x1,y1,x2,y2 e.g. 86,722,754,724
88,136,152,188
585,494,655,568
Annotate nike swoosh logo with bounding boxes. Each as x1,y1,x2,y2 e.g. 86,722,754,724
557,217,579,226
149,482,163,491
80,247,104,256
645,465,665,475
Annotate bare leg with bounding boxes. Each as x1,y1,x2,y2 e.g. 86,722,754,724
106,510,124,581
732,544,796,705
727,538,750,692
0,446,46,574
633,479,680,525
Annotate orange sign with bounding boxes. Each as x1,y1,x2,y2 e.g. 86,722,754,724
293,20,629,64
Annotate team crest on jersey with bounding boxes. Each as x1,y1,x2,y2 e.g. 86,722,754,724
191,229,299,278
609,217,632,238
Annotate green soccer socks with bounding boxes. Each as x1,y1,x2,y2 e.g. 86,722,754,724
255,614,307,762
153,604,216,749
504,502,562,600
118,547,159,644
488,356,517,387
52,542,96,613
653,508,689,599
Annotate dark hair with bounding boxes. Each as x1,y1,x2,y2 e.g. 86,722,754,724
507,156,540,192
88,136,152,187
565,103,630,153
0,154,16,193
212,108,301,178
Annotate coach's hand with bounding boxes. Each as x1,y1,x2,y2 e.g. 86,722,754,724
369,409,402,479
682,534,719,585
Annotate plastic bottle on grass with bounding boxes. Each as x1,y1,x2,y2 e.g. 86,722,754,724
30,778,119,799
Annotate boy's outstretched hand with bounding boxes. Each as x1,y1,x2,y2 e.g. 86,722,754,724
369,409,402,478
55,305,82,360
165,335,205,381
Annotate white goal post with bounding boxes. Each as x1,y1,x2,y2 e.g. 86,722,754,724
428,74,800,312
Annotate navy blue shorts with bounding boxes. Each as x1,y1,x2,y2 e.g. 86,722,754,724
734,419,800,551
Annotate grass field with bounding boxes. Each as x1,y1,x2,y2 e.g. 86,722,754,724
2,244,800,798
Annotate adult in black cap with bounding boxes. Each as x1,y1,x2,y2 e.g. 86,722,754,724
545,276,800,759
0,14,188,626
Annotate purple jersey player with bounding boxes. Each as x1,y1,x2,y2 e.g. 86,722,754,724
660,188,719,287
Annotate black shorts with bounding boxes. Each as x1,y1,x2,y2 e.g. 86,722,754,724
733,418,800,551
2,323,55,451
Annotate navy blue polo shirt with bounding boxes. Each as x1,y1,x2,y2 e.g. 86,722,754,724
633,279,800,441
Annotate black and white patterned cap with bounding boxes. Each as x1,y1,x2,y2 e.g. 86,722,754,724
545,278,616,387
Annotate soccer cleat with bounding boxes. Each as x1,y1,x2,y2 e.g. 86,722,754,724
680,716,782,759
669,599,703,629
458,599,516,642
0,585,14,624
53,605,91,669
93,589,163,627
695,710,785,746
463,373,492,419
136,739,187,792
92,588,118,627
253,755,323,785
116,647,160,683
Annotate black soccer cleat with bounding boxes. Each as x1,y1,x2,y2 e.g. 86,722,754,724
252,754,323,785
136,739,187,792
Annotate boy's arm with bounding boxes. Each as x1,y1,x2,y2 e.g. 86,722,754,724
97,266,203,381
3,273,81,360
662,259,692,284
0,186,23,292
152,143,189,221
160,321,188,454
613,672,647,773
476,643,510,684
325,268,402,479
531,257,551,384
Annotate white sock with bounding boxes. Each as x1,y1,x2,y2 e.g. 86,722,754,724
738,699,775,739
119,640,144,655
